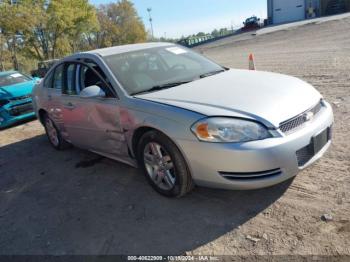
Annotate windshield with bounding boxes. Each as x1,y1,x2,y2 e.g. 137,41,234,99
0,72,31,87
104,45,224,95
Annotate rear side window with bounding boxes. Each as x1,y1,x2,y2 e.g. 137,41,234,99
64,64,77,95
43,70,53,88
53,64,64,90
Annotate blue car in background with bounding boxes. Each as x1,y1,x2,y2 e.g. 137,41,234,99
0,71,40,128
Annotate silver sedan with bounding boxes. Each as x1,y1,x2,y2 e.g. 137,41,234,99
32,42,334,197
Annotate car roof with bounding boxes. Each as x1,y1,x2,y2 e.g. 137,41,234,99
0,70,18,76
83,42,174,57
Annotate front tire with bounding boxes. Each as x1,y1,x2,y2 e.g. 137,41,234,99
137,130,194,198
43,115,70,150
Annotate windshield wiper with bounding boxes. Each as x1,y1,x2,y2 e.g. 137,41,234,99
199,69,226,79
131,80,192,96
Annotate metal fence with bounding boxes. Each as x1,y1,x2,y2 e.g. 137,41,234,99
177,31,237,48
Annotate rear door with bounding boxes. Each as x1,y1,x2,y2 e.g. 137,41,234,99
273,0,305,24
43,64,65,131
60,61,129,158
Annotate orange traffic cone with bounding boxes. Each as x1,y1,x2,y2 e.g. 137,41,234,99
249,53,256,70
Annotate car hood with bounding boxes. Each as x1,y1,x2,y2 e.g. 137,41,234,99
0,80,36,100
136,69,322,128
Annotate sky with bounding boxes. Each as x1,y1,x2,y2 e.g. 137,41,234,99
91,0,267,38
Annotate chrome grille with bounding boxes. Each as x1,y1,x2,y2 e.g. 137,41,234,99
279,101,323,134
296,145,314,167
219,168,282,180
8,102,33,116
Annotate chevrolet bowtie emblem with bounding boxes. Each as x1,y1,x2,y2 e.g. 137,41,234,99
304,111,314,121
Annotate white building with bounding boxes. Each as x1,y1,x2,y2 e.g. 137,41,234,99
267,0,350,24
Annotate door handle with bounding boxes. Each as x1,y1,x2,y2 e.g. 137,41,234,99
63,102,76,110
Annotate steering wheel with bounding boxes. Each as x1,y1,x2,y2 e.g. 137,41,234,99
170,64,186,70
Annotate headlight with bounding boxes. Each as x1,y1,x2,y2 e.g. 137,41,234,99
191,117,271,143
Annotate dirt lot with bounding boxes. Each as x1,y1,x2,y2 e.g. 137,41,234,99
0,16,349,256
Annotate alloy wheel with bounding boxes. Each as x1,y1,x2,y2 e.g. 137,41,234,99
45,118,59,147
143,142,176,190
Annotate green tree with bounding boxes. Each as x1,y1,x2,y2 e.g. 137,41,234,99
47,0,99,56
0,0,146,73
0,1,31,69
0,0,98,62
90,0,147,48
35,0,98,59
219,28,228,36
211,29,219,37
196,32,206,37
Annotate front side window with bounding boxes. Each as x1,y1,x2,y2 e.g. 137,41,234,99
0,72,31,87
65,64,77,95
77,64,115,97
104,45,224,95
79,65,104,91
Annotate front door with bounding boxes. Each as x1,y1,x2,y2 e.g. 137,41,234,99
60,62,129,158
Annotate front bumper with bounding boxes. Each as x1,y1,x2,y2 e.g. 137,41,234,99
0,100,35,128
176,102,334,190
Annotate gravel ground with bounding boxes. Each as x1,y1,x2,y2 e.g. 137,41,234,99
0,16,349,256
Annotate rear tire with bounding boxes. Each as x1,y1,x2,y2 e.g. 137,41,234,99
137,130,194,198
43,114,70,150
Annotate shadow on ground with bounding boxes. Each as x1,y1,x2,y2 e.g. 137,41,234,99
0,135,292,255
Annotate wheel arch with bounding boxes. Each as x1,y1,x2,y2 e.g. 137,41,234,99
131,126,157,159
131,126,193,177
38,109,48,125
132,125,195,196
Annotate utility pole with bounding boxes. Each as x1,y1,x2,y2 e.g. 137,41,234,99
147,8,154,40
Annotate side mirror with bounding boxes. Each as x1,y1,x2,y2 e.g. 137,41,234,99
80,85,106,98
